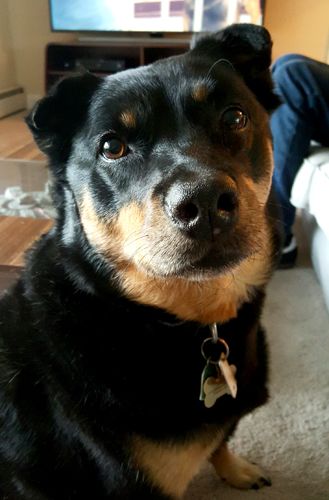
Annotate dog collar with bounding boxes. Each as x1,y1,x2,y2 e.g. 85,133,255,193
199,323,237,408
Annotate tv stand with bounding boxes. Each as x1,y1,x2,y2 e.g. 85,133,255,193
45,38,191,91
149,32,164,38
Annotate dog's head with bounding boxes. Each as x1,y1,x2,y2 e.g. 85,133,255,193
27,24,280,323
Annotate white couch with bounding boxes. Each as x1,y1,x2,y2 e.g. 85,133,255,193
291,147,329,313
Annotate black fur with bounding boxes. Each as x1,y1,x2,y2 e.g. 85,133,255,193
0,24,281,499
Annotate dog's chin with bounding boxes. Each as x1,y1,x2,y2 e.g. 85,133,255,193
136,247,247,282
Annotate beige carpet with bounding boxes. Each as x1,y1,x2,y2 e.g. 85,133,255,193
185,260,329,499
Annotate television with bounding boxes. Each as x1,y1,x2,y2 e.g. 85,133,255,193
49,0,265,36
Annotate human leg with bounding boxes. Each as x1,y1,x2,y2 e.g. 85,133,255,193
270,54,329,265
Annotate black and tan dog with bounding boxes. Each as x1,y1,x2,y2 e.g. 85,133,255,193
0,24,281,499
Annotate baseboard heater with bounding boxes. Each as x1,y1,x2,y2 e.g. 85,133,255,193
0,86,26,118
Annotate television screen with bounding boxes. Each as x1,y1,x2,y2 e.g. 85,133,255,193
49,0,264,34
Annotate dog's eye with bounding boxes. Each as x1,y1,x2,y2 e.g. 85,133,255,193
100,135,127,161
222,107,248,130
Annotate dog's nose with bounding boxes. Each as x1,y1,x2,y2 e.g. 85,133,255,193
164,180,238,239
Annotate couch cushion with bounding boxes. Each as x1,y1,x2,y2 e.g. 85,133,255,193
291,148,329,239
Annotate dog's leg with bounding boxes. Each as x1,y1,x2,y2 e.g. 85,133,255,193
209,442,271,490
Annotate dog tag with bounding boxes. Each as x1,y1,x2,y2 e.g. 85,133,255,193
199,361,217,401
203,376,231,408
200,333,238,407
218,353,237,398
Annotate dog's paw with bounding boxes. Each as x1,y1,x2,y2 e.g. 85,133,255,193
218,454,271,490
210,443,271,490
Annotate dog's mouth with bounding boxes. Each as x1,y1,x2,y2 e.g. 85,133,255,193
118,219,253,280
113,225,271,324
177,244,250,280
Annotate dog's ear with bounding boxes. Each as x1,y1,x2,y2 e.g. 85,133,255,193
191,23,280,111
26,73,100,162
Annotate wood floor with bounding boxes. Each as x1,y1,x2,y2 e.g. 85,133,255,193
0,215,53,294
0,112,48,292
0,216,53,266
0,111,45,161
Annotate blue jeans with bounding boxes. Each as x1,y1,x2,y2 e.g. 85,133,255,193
270,54,329,240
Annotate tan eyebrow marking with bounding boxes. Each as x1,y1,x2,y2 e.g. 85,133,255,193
120,110,136,128
191,84,209,102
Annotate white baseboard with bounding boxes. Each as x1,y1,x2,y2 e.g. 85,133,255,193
0,87,26,118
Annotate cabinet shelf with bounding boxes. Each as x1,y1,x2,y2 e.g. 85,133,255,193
46,39,190,91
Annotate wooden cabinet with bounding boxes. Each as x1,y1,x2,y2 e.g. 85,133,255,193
45,39,190,91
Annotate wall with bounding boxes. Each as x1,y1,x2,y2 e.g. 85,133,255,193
0,0,17,91
264,0,329,62
6,0,74,107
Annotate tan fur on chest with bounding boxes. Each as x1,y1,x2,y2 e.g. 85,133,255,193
118,245,271,324
131,432,223,498
119,267,244,323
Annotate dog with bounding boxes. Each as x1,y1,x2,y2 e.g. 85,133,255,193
0,23,281,499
